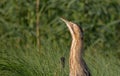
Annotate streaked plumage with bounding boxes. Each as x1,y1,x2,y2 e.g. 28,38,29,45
60,18,91,76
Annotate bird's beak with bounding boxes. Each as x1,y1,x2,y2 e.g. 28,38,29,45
60,18,75,38
60,18,73,31
60,18,69,24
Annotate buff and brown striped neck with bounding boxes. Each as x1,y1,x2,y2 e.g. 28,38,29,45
60,18,91,76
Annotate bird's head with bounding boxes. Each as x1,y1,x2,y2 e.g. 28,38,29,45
60,18,83,40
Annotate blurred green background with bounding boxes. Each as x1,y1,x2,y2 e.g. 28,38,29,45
0,0,120,76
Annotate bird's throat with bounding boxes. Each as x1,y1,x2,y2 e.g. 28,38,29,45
69,38,84,76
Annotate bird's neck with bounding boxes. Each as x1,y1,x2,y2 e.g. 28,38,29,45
70,37,83,62
69,37,85,76
71,33,83,57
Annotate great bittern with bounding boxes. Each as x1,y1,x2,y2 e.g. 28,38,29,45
60,18,91,76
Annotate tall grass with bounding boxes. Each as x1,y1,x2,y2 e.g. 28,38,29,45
0,0,120,76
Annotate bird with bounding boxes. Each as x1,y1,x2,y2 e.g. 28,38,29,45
60,18,91,76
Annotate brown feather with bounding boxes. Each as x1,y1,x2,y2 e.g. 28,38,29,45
60,18,91,76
